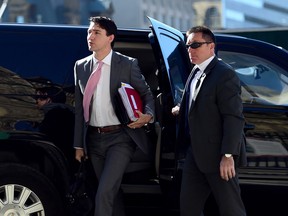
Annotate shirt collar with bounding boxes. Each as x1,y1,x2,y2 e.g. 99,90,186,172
92,50,113,67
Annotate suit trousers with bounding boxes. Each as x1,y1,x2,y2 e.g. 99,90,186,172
180,147,246,216
87,127,136,216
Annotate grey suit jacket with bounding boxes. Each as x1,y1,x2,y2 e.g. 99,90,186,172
177,56,246,173
73,51,155,154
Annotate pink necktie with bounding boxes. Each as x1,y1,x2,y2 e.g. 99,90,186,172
83,61,103,122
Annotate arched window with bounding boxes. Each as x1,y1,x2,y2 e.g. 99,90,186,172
204,6,220,28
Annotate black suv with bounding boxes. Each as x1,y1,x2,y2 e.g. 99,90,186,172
1,18,288,215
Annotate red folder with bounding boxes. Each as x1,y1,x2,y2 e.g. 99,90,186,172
118,82,143,122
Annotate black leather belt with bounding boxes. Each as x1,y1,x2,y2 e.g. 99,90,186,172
89,125,122,134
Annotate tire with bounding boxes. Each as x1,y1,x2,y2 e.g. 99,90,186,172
0,163,65,216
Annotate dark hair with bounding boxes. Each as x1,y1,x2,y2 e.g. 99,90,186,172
35,86,66,103
89,16,117,48
186,26,216,44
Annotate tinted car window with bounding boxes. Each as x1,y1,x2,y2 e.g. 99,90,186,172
219,51,288,106
0,25,89,130
0,66,43,130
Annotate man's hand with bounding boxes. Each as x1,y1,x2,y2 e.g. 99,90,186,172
75,148,87,162
220,155,235,181
128,110,152,129
171,105,180,116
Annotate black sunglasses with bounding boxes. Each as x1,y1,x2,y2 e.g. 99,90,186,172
186,41,212,49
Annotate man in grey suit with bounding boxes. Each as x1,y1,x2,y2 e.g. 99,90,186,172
176,26,247,216
73,16,155,216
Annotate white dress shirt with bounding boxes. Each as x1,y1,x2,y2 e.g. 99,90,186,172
189,55,215,109
89,50,121,127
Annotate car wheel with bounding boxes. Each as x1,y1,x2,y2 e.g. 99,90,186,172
0,163,65,216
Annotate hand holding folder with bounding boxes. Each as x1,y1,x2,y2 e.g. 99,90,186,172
118,82,143,122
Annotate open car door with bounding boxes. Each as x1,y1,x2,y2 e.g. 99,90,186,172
147,17,191,191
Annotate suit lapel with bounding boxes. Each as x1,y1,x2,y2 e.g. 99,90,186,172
110,52,121,94
203,56,218,76
186,66,200,112
180,66,199,108
85,56,93,72
178,66,199,133
83,55,94,84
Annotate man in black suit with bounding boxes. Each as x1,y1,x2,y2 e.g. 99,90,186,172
73,16,155,216
176,26,247,216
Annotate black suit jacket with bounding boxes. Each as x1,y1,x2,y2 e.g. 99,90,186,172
177,56,246,173
73,51,155,154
